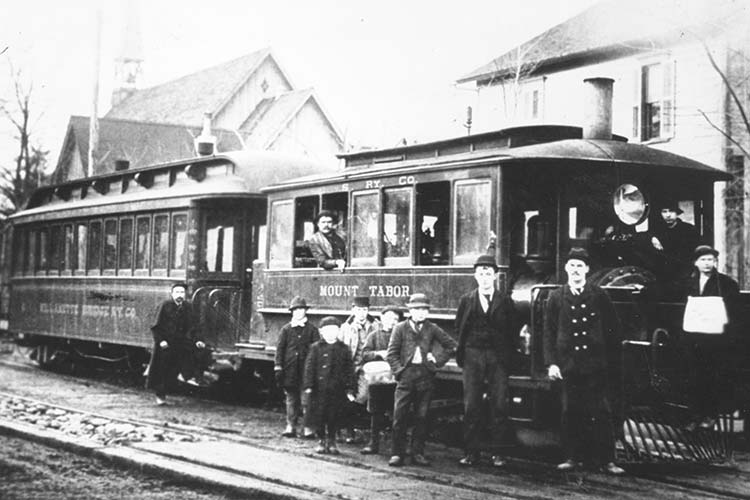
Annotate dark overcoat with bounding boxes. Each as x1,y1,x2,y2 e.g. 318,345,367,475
386,320,457,380
543,284,621,377
303,340,355,426
455,289,516,368
274,322,320,389
146,299,198,389
653,219,699,264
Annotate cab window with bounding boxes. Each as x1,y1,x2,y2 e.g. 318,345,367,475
417,182,450,265
269,200,293,269
170,213,188,275
454,180,491,265
294,196,318,268
351,191,379,266
383,187,411,266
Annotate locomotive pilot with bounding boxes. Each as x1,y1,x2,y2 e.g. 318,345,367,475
148,283,206,406
455,254,517,467
386,293,457,467
543,248,625,475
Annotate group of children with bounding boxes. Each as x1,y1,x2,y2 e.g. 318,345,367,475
274,294,418,459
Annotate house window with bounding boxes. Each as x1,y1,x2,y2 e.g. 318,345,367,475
633,60,675,141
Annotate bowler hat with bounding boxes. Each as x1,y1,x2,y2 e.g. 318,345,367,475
314,210,338,224
566,247,590,266
658,200,683,215
352,295,370,308
319,316,341,328
381,304,404,319
406,293,431,309
288,296,309,311
693,245,718,260
473,254,498,270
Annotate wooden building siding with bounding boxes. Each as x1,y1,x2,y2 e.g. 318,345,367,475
214,57,293,130
267,98,342,162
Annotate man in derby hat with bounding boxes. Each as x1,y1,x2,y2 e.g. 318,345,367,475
455,254,518,467
339,294,381,442
307,210,346,271
275,296,320,438
386,293,457,467
651,199,699,274
543,248,625,475
682,245,741,430
360,304,403,454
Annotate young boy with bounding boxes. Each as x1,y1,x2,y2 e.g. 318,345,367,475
304,316,356,454
274,296,319,438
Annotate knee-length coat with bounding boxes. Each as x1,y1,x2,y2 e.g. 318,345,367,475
303,340,355,426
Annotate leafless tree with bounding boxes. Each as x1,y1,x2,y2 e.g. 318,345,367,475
0,59,48,215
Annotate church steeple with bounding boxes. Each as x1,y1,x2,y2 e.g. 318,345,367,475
112,1,144,108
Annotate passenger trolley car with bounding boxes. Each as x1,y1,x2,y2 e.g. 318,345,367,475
7,150,335,375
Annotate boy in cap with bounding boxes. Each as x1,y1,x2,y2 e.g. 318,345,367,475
274,296,319,438
683,245,740,430
360,305,403,454
543,248,625,475
387,293,457,467
304,316,356,454
456,254,518,467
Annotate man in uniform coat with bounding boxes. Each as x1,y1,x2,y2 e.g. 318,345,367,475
682,245,741,429
274,296,320,438
455,254,517,467
148,283,205,405
386,293,457,467
307,210,346,271
543,248,625,475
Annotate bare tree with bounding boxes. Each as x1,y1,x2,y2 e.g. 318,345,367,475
0,59,48,215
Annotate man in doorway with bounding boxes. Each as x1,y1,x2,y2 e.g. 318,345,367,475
148,283,206,406
307,210,346,271
455,254,517,467
543,248,625,475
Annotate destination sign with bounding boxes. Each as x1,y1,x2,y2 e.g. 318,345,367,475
319,284,411,298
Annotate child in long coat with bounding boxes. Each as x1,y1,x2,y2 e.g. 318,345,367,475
304,316,355,454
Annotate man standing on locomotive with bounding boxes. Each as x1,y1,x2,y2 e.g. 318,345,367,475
651,200,699,276
386,293,457,467
682,245,741,430
148,283,206,406
455,254,517,468
307,210,346,271
543,248,625,475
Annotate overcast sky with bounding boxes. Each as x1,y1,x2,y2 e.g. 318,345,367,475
0,0,600,167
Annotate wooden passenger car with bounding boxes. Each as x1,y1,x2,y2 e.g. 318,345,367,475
7,151,334,368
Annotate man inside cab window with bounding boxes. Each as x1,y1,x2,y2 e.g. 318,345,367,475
308,210,346,271
651,200,699,275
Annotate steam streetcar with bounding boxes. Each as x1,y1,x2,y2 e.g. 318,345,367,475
5,79,748,463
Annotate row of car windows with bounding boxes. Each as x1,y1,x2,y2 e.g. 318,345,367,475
267,179,492,269
13,212,188,277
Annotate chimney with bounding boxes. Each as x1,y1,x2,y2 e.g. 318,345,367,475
582,77,614,140
195,112,216,156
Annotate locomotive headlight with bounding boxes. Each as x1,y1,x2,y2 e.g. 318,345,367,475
613,183,648,226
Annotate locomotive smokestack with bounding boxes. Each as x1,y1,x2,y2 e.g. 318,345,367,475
582,77,614,140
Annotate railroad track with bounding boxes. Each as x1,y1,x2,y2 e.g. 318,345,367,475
0,355,749,500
